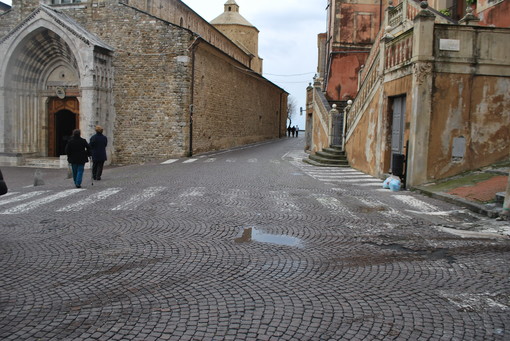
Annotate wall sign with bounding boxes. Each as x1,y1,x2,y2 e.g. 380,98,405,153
439,39,460,51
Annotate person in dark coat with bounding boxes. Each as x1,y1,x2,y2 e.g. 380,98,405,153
65,129,91,188
0,169,7,196
89,125,108,181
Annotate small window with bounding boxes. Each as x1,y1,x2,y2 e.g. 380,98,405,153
52,0,81,4
228,7,232,11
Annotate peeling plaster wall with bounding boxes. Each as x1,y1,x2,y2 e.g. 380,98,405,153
345,87,381,175
383,74,412,163
310,90,331,154
325,1,381,101
477,0,510,27
429,74,510,180
347,22,510,185
326,53,367,101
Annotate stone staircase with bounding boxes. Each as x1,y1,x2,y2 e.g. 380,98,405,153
303,145,349,167
23,157,64,169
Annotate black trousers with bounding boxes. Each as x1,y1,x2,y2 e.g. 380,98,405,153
92,161,105,180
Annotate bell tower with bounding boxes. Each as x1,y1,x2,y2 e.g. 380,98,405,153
211,0,263,73
225,0,239,13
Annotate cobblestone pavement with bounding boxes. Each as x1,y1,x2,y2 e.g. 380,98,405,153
1,137,509,340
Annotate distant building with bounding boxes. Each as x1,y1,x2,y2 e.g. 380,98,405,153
0,0,288,166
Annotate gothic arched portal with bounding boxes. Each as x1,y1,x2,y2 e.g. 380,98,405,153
0,6,115,166
2,27,80,157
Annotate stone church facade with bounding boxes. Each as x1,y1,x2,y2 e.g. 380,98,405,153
0,0,288,166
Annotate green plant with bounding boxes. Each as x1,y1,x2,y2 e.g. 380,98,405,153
466,0,476,5
439,9,451,16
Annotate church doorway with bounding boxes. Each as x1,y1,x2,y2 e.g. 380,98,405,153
48,97,80,157
55,110,76,156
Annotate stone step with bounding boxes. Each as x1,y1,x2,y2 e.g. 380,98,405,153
24,158,63,169
315,150,347,160
303,158,350,168
322,148,345,156
309,154,349,165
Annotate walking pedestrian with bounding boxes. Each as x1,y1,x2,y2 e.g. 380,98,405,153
65,129,91,188
291,126,296,137
295,125,299,137
287,126,292,137
90,125,108,181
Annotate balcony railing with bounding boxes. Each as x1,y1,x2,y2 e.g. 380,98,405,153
346,55,380,134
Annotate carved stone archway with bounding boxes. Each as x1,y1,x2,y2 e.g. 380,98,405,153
0,6,114,166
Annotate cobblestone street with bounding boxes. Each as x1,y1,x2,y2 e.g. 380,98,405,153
1,137,509,340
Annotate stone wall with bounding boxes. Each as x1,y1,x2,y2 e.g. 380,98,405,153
124,0,251,68
61,1,194,163
192,42,286,155
0,7,18,37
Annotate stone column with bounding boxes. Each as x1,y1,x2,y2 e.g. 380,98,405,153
80,53,98,142
329,104,339,147
407,2,435,187
342,100,352,150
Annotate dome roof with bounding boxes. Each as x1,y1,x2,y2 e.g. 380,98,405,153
210,0,255,28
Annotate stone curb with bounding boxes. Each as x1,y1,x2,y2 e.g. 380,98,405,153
412,186,502,218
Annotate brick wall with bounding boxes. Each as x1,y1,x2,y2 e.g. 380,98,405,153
192,42,286,155
66,1,193,164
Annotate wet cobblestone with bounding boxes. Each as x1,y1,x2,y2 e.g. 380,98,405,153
0,138,509,340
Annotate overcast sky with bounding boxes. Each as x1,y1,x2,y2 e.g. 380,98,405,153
3,0,327,129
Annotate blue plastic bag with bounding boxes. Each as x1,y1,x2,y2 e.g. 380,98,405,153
382,177,391,189
389,178,401,192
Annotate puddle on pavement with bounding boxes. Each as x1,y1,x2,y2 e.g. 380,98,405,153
235,228,303,248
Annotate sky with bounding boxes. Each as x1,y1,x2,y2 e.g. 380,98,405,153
3,0,327,129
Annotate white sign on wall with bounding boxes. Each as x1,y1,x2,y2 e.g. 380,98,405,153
439,39,460,51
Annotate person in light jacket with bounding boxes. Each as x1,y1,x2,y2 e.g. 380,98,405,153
65,129,91,188
89,125,108,181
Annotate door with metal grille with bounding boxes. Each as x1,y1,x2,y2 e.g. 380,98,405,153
391,96,406,177
331,109,343,146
